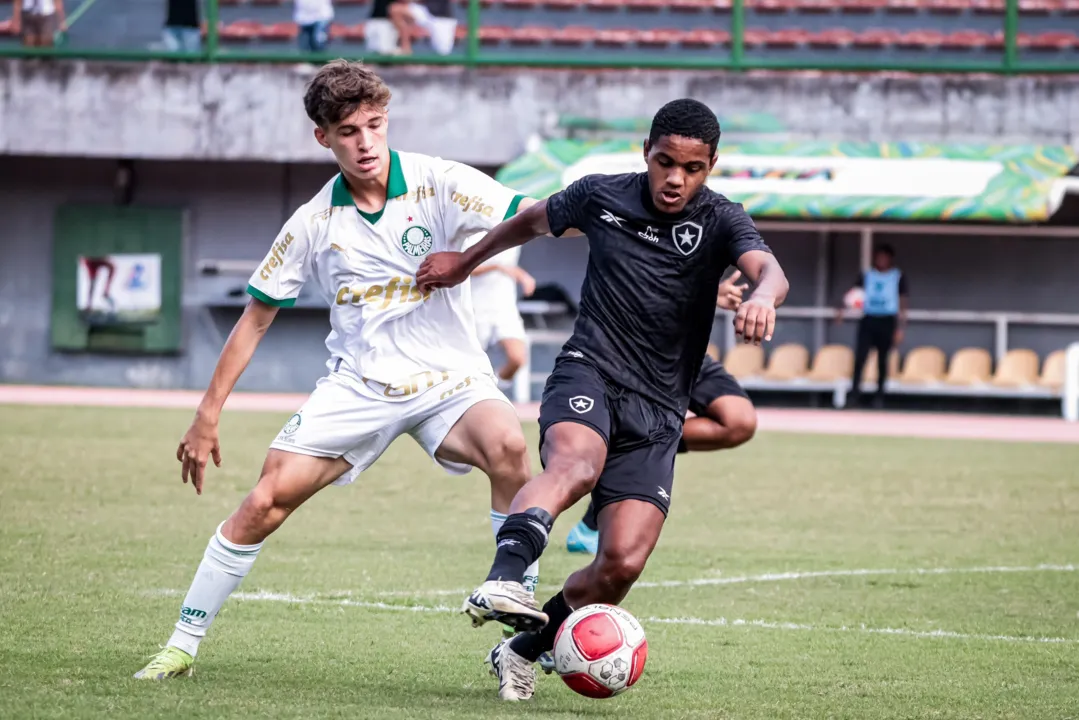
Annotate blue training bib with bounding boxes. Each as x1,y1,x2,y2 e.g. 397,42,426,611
863,269,901,316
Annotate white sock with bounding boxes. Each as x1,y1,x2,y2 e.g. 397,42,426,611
491,509,540,595
166,523,263,657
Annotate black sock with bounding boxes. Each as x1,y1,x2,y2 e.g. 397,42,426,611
677,436,688,454
580,502,598,532
509,591,573,661
486,508,554,584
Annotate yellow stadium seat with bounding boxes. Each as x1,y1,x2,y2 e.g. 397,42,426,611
1039,350,1066,390
807,344,853,382
863,348,900,384
723,344,764,379
705,343,721,362
990,349,1040,388
897,346,946,384
945,347,993,386
762,343,809,381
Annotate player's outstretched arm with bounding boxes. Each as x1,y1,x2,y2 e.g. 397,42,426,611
177,298,279,495
417,199,552,292
733,250,789,345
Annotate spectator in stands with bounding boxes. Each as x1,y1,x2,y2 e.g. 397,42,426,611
163,0,201,53
839,244,909,408
295,0,334,53
372,0,456,56
13,0,66,47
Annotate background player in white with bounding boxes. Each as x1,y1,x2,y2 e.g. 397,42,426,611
134,60,544,680
463,232,536,393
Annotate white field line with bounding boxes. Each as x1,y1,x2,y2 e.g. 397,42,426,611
152,588,457,614
371,563,1079,598
149,588,1079,645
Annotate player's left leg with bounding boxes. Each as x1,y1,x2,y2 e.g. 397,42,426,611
567,365,756,554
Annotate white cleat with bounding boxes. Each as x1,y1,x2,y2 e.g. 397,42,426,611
461,580,549,632
486,639,536,701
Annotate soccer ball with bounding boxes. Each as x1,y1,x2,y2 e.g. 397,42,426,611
844,287,865,310
552,603,648,699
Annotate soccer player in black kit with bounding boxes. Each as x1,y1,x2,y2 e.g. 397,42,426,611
416,99,789,701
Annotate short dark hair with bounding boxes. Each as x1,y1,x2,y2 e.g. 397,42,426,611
648,99,721,155
874,243,896,258
304,59,392,128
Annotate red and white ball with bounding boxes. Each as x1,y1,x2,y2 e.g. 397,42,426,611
552,603,648,699
844,287,866,310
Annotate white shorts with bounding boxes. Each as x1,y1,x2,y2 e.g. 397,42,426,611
269,370,511,485
475,310,527,350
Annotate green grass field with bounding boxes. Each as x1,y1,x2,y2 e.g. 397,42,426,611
2,405,1078,719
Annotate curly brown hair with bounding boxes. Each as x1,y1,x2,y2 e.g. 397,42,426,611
303,60,392,128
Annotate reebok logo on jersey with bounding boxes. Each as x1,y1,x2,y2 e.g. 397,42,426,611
657,486,670,502
600,209,625,228
335,276,432,309
258,232,297,280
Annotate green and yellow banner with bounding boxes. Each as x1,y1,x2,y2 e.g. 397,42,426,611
497,140,1078,223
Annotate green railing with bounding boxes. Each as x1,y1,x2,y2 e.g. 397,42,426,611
1,0,1077,74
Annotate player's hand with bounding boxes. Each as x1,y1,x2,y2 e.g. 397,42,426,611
734,294,777,346
416,251,469,292
515,268,537,297
176,414,222,496
716,270,749,311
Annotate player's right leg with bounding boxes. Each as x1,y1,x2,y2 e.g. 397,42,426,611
134,374,391,680
133,450,350,680
462,359,611,633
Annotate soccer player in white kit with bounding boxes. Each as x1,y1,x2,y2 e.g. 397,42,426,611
134,60,543,680
464,233,536,393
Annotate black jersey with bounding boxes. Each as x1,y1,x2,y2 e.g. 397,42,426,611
545,172,771,415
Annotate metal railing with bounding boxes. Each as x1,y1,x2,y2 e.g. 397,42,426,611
1,0,1077,74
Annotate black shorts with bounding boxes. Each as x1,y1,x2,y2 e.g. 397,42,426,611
689,358,750,417
538,358,683,517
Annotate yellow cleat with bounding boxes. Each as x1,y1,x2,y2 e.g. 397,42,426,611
133,646,194,680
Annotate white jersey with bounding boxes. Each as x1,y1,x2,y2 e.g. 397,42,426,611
463,233,521,321
247,150,526,398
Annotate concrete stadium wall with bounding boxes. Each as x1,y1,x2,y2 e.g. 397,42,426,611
3,59,1079,165
1,155,1078,392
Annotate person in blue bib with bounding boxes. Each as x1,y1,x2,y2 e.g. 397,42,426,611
843,244,908,408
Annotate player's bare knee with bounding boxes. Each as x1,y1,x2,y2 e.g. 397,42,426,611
486,429,530,485
595,545,647,596
728,412,757,447
545,452,600,498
